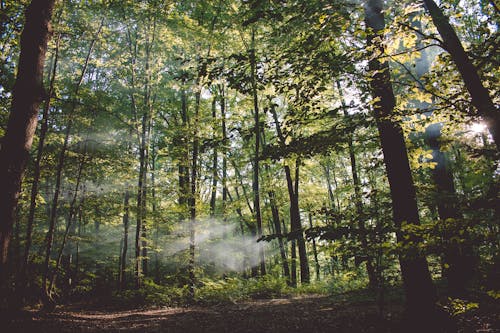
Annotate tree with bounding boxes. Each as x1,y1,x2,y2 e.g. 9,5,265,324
422,0,499,150
364,0,437,318
0,0,56,290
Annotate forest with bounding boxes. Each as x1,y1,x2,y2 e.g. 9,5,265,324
0,0,499,332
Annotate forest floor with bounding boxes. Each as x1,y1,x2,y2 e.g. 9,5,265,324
3,292,499,333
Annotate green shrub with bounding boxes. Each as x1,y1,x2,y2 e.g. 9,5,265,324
195,277,248,304
246,275,289,298
112,280,187,307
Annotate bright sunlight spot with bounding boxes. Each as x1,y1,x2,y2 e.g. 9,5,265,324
470,122,487,134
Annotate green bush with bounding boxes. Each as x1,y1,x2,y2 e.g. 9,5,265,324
112,280,188,307
326,268,369,294
195,278,248,304
246,275,289,298
195,275,291,304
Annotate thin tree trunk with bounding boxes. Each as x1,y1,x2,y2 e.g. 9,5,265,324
290,239,297,287
135,18,156,287
364,0,437,316
250,29,266,276
210,96,218,217
337,80,377,289
48,153,86,297
74,199,83,287
42,23,101,302
22,34,60,279
422,0,499,149
119,189,130,289
266,174,291,284
151,146,160,283
220,85,228,219
188,86,201,299
308,213,321,281
231,165,258,277
270,105,310,284
0,0,56,290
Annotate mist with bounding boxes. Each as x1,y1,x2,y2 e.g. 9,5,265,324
162,218,277,273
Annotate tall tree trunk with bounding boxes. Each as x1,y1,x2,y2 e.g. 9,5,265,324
337,80,377,289
422,0,499,150
231,163,257,277
135,18,156,286
42,23,101,303
426,124,475,296
48,153,86,297
308,213,321,281
250,29,266,276
262,130,291,285
290,239,297,287
268,189,291,284
74,198,83,287
188,86,201,299
0,0,56,291
119,189,130,289
151,145,160,283
270,105,310,284
364,0,437,316
22,34,60,287
220,85,228,219
210,96,218,217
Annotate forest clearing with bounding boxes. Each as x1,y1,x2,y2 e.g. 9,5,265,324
0,0,499,332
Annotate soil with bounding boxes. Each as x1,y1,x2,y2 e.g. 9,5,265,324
2,294,498,333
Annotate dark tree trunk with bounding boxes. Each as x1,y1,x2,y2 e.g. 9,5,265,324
364,0,437,316
269,189,291,284
270,105,310,284
290,239,297,288
422,0,499,150
425,124,475,296
151,146,160,283
135,19,156,287
220,85,228,218
119,189,130,289
0,0,56,290
308,213,321,281
250,29,266,276
188,87,201,299
210,96,218,217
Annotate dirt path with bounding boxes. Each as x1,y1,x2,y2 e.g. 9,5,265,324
5,295,402,333
3,295,498,332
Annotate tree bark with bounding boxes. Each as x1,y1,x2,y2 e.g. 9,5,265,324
270,105,310,284
220,85,228,219
210,96,218,217
422,0,500,150
188,86,201,299
308,213,321,281
119,189,130,289
425,124,475,296
250,29,266,276
0,0,56,290
364,0,437,316
262,130,291,285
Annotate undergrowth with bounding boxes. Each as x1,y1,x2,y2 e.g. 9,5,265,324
108,269,374,307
